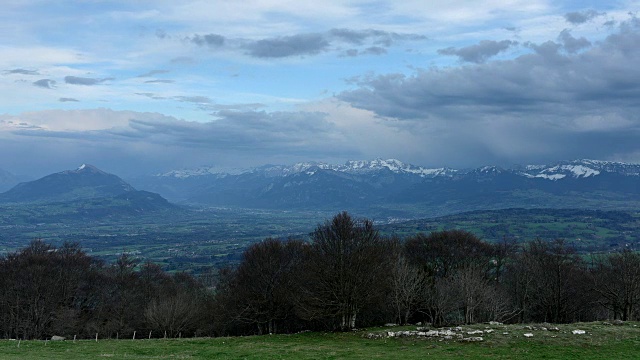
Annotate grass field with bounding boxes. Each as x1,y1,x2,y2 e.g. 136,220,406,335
1,322,639,359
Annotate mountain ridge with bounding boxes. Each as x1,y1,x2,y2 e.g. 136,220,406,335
155,158,639,180
125,158,640,217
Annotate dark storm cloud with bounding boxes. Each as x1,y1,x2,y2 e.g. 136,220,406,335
564,10,605,24
136,69,169,77
342,24,640,120
33,79,56,89
338,20,640,163
6,109,347,163
64,76,114,85
438,40,518,63
5,69,40,75
119,110,341,155
191,33,225,47
59,97,79,102
244,33,329,58
558,29,591,53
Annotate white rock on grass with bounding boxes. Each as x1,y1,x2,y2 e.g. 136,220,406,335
461,337,483,342
524,333,534,338
572,330,586,335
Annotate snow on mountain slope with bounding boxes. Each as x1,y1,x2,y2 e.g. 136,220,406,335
157,158,456,179
521,159,640,181
156,158,640,182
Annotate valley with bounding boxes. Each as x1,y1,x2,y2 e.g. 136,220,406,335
1,159,640,273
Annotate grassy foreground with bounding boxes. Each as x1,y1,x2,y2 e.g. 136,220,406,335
1,322,639,359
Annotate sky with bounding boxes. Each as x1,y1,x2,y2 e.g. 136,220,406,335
1,1,640,177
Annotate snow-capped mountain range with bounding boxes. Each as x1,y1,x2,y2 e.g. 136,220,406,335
157,158,638,181
158,159,457,179
2,159,639,218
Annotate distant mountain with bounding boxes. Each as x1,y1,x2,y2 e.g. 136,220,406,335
0,168,20,193
126,158,640,217
0,164,177,222
0,164,157,204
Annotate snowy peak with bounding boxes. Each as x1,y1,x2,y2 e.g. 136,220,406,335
157,159,454,179
154,158,640,181
520,159,640,181
67,164,105,175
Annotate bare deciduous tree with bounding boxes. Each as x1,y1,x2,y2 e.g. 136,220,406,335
297,212,390,330
592,249,640,321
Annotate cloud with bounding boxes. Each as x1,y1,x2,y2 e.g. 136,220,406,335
155,29,168,39
191,33,225,47
144,79,175,84
438,40,518,63
135,92,164,100
5,69,40,75
244,33,329,58
136,69,169,78
188,28,426,58
33,79,56,89
170,56,196,64
0,108,356,175
558,29,591,53
174,96,212,104
59,97,79,102
564,10,605,24
342,47,387,57
64,76,114,86
338,20,640,165
328,28,426,46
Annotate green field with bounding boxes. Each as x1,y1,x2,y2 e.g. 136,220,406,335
2,206,640,274
1,322,639,359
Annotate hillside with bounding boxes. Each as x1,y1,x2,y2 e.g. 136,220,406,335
0,164,135,203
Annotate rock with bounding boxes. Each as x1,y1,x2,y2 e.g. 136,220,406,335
488,321,503,325
461,337,483,342
51,336,65,341
467,330,483,335
572,330,586,335
548,327,560,332
384,323,397,327
524,333,534,338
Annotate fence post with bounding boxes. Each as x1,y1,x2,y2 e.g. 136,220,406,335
149,331,152,340
95,333,98,342
133,331,136,340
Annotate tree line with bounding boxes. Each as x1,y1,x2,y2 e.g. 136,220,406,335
1,211,640,339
